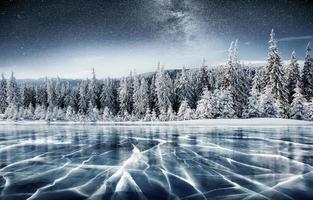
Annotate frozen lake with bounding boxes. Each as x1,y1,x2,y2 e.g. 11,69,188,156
0,124,313,200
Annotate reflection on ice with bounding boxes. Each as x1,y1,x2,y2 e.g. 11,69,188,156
0,125,313,199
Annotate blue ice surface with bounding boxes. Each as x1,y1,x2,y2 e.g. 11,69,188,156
0,124,313,200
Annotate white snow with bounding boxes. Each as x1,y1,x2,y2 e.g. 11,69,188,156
0,118,312,127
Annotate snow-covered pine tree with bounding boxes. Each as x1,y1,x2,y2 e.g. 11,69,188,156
78,80,88,114
69,87,79,112
88,68,99,109
4,103,19,120
207,90,219,119
172,74,181,112
24,103,34,120
158,109,168,121
260,86,279,118
127,71,134,114
184,107,193,120
118,77,130,116
53,78,62,108
63,82,72,108
218,90,236,119
199,66,210,91
223,41,236,89
99,80,107,109
155,66,172,116
27,86,36,108
34,86,39,105
149,75,158,112
167,106,176,121
132,75,141,117
56,107,65,120
177,100,190,120
51,106,59,120
264,29,288,118
20,83,27,108
58,82,66,108
151,109,158,121
87,101,99,122
137,77,149,117
100,78,117,115
233,39,239,64
177,67,192,105
206,90,218,119
0,74,7,113
65,106,75,121
287,51,300,104
188,69,203,109
34,104,43,120
18,107,24,120
54,78,64,108
209,70,216,90
47,79,56,108
40,105,46,120
222,40,246,117
301,42,313,100
243,68,263,118
289,81,309,120
6,72,19,107
196,88,213,119
36,80,48,107
242,91,261,118
45,107,53,121
236,66,251,114
251,68,264,94
102,107,112,121
144,107,152,121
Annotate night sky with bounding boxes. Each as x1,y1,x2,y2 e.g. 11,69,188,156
1,0,313,78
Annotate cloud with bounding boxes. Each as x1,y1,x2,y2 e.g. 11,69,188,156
277,35,313,42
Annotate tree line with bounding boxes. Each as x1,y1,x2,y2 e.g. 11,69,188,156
0,29,312,122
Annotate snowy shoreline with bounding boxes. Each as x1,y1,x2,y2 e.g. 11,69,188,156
0,118,312,127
